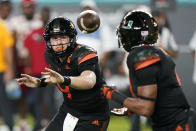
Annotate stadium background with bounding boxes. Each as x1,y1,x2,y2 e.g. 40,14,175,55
5,0,196,130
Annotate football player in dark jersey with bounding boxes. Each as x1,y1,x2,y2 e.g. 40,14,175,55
16,17,110,131
103,11,192,131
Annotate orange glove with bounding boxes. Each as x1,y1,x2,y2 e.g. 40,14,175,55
102,86,117,99
102,85,127,105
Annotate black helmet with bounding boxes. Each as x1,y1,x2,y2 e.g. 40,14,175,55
116,10,158,52
43,16,77,57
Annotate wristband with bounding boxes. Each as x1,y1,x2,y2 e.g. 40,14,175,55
112,91,127,105
39,78,47,87
62,76,71,86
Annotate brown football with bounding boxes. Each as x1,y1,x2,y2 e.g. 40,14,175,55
77,10,100,34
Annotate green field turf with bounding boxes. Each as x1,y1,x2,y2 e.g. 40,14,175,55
107,116,152,131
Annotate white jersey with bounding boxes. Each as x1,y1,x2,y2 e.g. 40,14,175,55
189,30,196,51
9,14,42,57
156,27,178,51
189,30,196,84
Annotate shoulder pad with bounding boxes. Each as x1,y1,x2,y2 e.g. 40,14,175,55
73,44,98,65
133,48,160,71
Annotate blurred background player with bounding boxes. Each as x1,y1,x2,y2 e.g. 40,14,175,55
10,0,42,74
9,0,42,130
152,10,178,58
189,29,196,130
24,6,57,131
0,0,14,130
189,30,196,86
0,0,12,27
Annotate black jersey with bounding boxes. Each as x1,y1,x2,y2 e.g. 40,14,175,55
127,46,190,128
44,43,109,120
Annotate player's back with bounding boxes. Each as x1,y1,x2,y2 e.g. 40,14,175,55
151,47,189,128
128,46,190,128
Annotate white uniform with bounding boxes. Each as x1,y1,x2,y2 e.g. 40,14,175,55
9,14,42,58
156,27,178,51
189,30,196,84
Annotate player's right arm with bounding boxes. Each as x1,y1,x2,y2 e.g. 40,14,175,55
103,83,157,117
103,49,160,117
122,84,157,116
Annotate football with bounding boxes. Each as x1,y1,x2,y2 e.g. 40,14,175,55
77,10,100,34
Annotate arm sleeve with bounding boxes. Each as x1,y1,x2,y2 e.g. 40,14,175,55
135,62,160,86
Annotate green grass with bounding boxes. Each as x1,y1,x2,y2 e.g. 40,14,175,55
107,116,152,131
14,114,35,127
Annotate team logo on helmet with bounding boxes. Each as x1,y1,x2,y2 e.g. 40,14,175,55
122,20,133,29
126,20,133,29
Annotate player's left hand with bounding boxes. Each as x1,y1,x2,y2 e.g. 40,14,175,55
41,67,64,85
